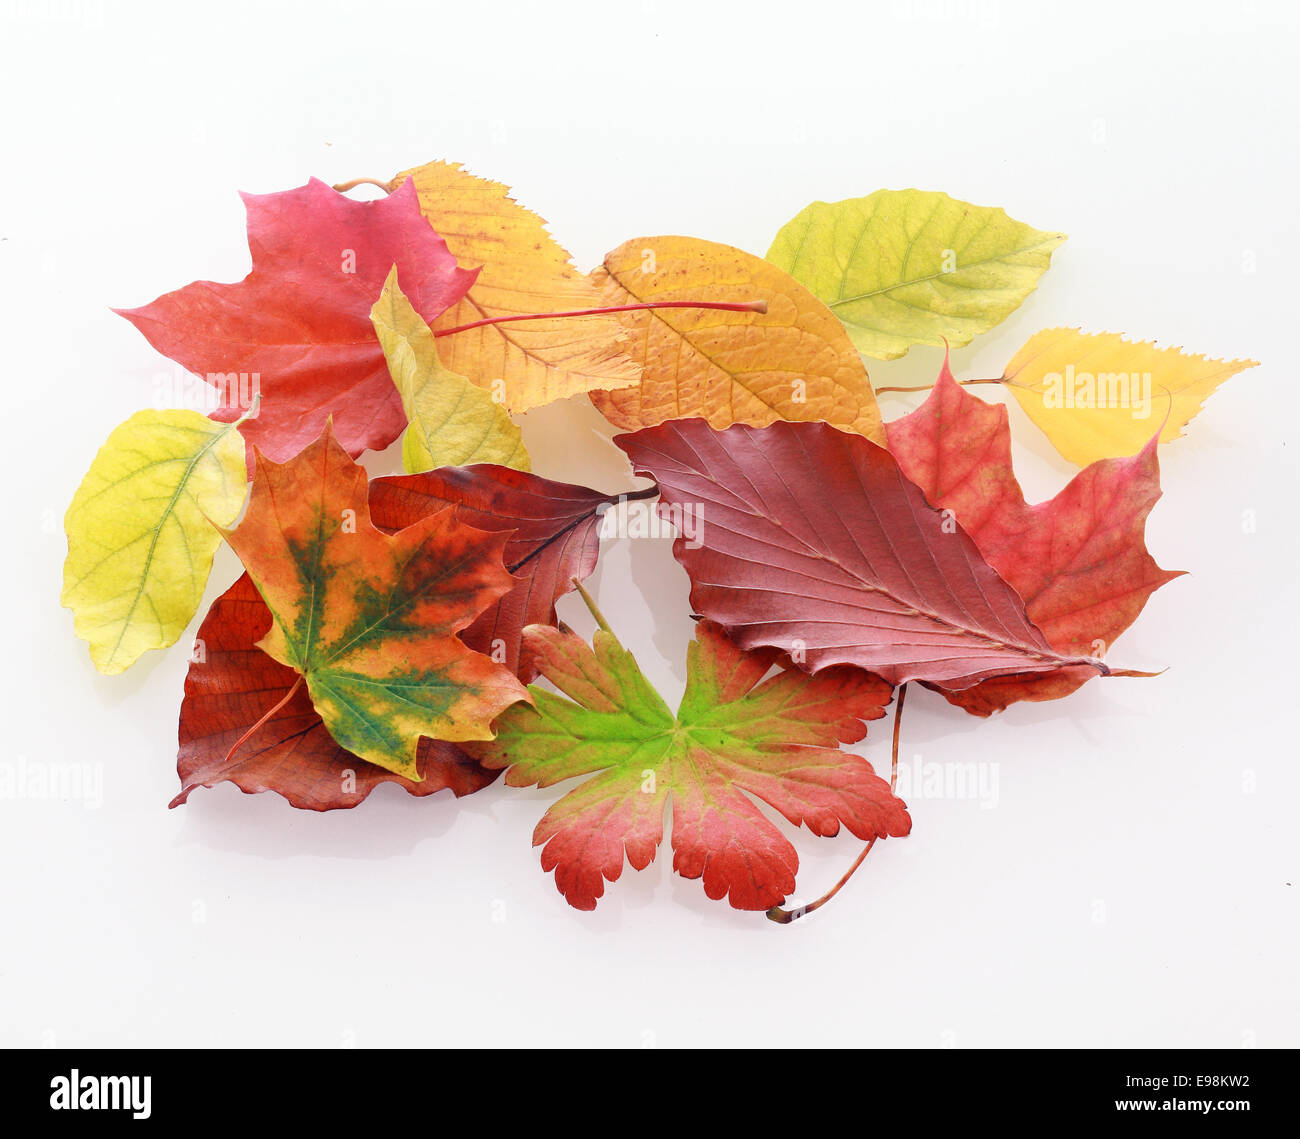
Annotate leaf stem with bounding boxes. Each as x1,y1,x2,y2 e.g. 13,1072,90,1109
231,391,262,429
570,578,613,634
331,177,396,194
766,683,908,925
433,299,768,339
891,682,906,792
221,675,304,767
874,377,1004,394
767,839,878,925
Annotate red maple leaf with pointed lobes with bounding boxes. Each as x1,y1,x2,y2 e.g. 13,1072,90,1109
174,464,631,810
115,177,475,461
885,358,1183,714
469,614,908,911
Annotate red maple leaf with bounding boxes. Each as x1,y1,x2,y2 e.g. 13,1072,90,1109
885,358,1182,713
116,177,475,461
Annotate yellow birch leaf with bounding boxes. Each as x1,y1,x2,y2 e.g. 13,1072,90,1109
392,160,640,413
1001,327,1259,466
588,236,884,443
371,268,530,474
62,409,248,674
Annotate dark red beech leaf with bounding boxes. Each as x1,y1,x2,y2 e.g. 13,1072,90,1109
172,574,495,811
174,464,632,809
886,359,1182,714
615,418,1108,690
116,178,475,462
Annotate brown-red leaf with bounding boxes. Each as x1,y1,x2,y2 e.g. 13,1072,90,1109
173,574,494,811
368,464,634,681
616,418,1106,689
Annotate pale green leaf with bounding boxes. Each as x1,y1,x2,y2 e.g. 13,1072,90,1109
767,189,1065,359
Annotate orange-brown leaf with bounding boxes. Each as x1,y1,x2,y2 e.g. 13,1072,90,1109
222,426,528,778
590,236,884,442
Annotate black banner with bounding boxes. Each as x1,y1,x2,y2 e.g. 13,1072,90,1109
1,1047,1289,1127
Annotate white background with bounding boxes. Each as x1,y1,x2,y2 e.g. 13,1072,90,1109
1,0,1296,1048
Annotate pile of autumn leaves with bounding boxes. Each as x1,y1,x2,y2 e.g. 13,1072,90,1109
61,161,1256,914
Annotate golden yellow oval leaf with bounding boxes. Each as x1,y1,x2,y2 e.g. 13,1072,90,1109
1002,327,1259,466
588,236,883,442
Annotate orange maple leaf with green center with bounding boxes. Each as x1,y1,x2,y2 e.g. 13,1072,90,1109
221,426,528,779
469,591,910,911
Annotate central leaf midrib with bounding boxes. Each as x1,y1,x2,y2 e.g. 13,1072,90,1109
827,232,1061,310
103,420,237,669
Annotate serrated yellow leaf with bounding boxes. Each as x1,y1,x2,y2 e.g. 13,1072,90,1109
371,268,530,474
767,190,1065,360
1001,327,1259,466
393,160,640,413
588,236,883,443
62,409,248,674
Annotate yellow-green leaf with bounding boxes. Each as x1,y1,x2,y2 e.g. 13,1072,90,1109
371,268,530,474
1001,327,1260,466
62,409,248,674
766,190,1065,360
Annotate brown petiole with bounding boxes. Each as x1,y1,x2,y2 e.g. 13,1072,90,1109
767,683,908,924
